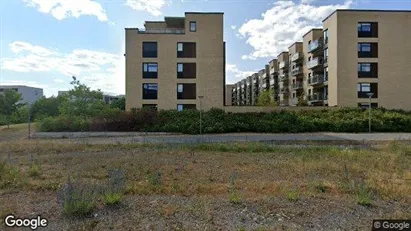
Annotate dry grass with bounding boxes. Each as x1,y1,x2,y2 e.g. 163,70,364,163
0,139,410,229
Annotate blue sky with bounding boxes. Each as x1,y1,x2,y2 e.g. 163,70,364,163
0,0,410,97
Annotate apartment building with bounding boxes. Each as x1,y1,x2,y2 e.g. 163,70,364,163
269,59,279,102
231,10,411,110
125,12,225,111
277,52,290,106
0,85,43,104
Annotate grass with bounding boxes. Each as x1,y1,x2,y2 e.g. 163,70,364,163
0,139,410,226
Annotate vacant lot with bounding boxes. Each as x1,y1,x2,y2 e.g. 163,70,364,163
0,126,410,230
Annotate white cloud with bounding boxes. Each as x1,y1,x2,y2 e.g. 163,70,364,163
231,25,236,30
23,0,108,21
238,0,353,60
226,64,256,84
125,0,166,16
53,78,64,83
1,41,125,96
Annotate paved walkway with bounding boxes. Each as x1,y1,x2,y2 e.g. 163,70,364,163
32,132,411,144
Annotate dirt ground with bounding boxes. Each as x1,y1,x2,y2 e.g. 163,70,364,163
0,124,410,230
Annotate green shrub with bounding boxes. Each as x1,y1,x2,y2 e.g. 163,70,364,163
38,108,411,134
356,184,373,206
0,161,25,189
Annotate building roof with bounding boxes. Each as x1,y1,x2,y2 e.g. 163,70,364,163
323,9,411,22
302,28,323,38
0,85,43,90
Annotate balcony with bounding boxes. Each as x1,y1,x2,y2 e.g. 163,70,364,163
307,57,323,69
308,93,327,102
279,74,289,82
308,74,328,86
270,79,275,85
138,28,185,34
292,82,303,90
280,88,289,94
291,66,303,76
308,39,323,53
279,61,288,69
291,52,303,62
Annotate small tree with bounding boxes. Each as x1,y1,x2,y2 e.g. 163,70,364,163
0,89,24,128
256,89,277,107
297,92,308,106
110,97,125,110
31,96,66,121
58,76,106,119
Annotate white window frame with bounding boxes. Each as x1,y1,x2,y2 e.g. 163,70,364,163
177,104,184,111
177,63,183,72
177,84,183,93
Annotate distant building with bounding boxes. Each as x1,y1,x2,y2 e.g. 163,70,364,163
58,90,122,104
0,85,43,104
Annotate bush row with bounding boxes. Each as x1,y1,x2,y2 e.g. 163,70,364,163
38,108,411,134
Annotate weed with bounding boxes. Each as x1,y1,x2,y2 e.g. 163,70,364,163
356,183,373,206
286,189,299,202
0,161,25,189
103,192,123,205
57,176,99,217
229,192,241,204
28,163,42,177
147,170,162,186
312,181,328,193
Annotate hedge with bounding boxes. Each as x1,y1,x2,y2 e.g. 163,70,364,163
38,108,411,134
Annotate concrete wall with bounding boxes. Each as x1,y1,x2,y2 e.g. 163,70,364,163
126,13,224,111
225,84,234,106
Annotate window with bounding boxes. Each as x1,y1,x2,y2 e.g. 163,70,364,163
177,104,196,111
323,29,328,43
358,63,378,78
190,21,196,32
357,83,378,98
324,48,329,59
358,103,378,109
358,83,371,92
358,43,378,58
308,57,311,62
177,83,196,99
358,23,371,32
358,63,371,72
177,42,196,58
358,43,371,52
142,83,158,100
142,104,158,110
142,42,157,58
177,43,183,52
358,22,378,38
177,63,183,73
143,63,158,78
308,89,312,95
324,67,329,81
293,93,296,98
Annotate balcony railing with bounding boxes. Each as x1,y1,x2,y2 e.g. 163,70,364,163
307,57,323,69
279,61,288,69
291,52,303,62
292,82,303,90
138,28,185,34
262,83,267,88
291,66,303,76
279,74,289,82
308,74,328,86
308,93,328,102
308,39,323,53
280,88,289,94
270,79,275,85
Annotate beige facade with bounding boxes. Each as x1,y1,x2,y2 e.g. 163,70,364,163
324,10,411,110
125,12,225,111
231,10,411,110
225,84,234,106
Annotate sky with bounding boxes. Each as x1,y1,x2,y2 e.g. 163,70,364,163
0,0,410,97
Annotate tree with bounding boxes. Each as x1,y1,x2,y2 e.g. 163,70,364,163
0,89,24,128
110,97,125,110
256,89,277,107
58,76,106,119
297,92,309,106
31,96,67,121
